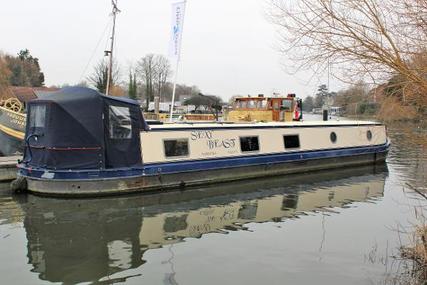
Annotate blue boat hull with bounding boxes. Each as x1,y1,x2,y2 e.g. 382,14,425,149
0,129,23,156
18,143,389,197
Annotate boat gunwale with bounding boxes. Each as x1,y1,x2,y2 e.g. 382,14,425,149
18,142,389,181
147,121,384,131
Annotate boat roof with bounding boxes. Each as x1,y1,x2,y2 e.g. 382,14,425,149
148,120,382,131
234,96,293,100
33,86,141,106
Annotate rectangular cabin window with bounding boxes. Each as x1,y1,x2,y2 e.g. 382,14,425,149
164,139,189,157
247,100,255,109
240,136,259,152
109,106,132,139
29,104,46,128
283,135,300,149
281,99,293,111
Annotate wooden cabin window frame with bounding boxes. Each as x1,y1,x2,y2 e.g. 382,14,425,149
281,99,293,111
247,100,257,109
239,136,260,153
163,138,190,158
261,100,268,109
283,134,300,149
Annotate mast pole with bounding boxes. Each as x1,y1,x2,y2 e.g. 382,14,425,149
106,0,119,96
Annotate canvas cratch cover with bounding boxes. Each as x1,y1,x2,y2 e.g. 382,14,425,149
23,87,149,170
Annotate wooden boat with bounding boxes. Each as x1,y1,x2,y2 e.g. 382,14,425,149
16,87,389,197
0,87,59,156
0,99,26,155
226,94,302,122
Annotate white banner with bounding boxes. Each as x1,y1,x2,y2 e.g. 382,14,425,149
169,1,186,62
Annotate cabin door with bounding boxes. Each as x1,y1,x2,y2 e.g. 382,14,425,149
104,104,142,168
271,99,281,121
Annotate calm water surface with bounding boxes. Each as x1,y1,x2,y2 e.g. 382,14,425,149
0,120,426,285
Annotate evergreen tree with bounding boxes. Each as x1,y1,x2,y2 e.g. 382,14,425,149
6,49,45,87
88,60,119,94
128,71,137,100
133,73,137,99
128,71,133,98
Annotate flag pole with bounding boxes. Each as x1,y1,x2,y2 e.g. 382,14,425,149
169,0,186,122
169,57,180,122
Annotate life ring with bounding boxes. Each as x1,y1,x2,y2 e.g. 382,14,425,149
4,98,23,113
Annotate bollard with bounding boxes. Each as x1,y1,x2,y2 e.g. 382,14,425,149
323,109,328,121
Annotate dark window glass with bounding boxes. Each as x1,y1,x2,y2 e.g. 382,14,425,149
283,135,300,149
330,132,337,143
240,136,259,152
29,104,46,128
281,99,292,111
164,139,189,157
109,106,132,139
367,130,372,141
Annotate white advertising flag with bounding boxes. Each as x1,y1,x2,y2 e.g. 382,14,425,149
169,1,186,62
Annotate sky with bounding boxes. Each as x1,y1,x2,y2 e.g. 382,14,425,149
0,0,344,100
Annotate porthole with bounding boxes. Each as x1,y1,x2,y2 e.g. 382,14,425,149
330,132,337,143
367,130,372,141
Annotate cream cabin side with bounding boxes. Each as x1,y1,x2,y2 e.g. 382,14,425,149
140,123,387,164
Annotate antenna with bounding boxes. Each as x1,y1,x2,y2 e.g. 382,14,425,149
105,0,120,96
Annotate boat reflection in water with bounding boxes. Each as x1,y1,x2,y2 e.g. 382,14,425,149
19,164,387,284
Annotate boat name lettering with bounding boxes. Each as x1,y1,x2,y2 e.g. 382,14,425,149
189,223,212,236
191,130,237,150
207,138,236,149
6,112,25,127
191,130,213,140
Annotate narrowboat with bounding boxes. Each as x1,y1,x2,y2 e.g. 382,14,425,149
17,87,389,196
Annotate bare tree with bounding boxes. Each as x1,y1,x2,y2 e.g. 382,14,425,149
136,54,172,109
268,0,427,107
136,54,157,110
88,59,120,94
154,55,172,102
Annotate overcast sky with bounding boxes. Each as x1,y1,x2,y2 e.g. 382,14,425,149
1,0,343,100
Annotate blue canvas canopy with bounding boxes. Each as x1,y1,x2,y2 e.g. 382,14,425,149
23,87,149,170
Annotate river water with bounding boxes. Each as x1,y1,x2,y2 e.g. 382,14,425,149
0,120,426,285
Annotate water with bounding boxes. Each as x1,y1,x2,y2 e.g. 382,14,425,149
0,121,426,285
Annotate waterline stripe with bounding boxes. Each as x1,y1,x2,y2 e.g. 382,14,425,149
19,143,389,180
0,123,25,140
